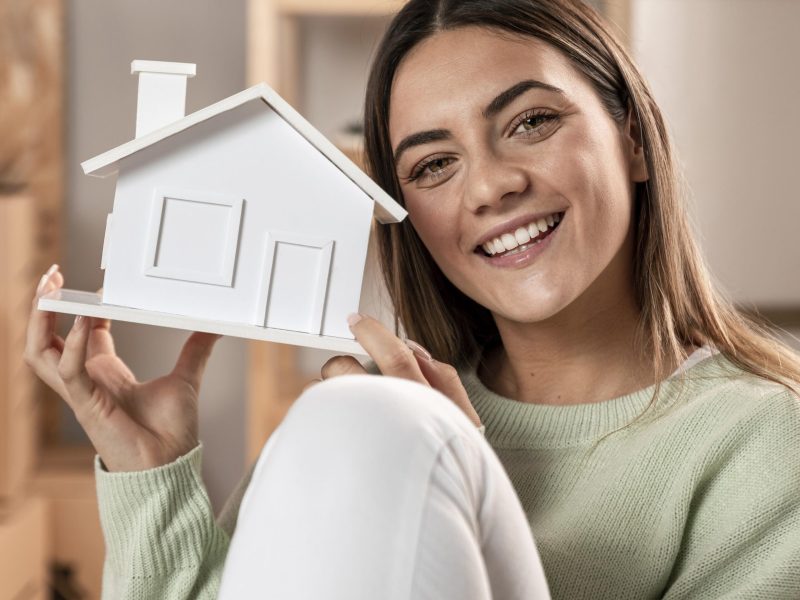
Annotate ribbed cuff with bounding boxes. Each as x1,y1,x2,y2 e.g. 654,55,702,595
94,443,222,575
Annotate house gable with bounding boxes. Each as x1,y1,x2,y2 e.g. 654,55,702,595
82,84,407,224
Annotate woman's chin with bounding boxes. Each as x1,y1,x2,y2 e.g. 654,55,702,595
486,295,569,326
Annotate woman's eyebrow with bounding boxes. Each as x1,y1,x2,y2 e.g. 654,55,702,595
482,79,566,119
392,80,565,166
393,129,451,165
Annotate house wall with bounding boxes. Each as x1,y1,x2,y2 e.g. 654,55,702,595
104,99,374,339
67,0,247,512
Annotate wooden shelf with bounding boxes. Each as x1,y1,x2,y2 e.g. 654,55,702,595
275,0,402,16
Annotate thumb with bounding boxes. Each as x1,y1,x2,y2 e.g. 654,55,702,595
406,342,482,428
172,331,222,392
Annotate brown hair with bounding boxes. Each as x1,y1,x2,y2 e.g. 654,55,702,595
362,0,800,407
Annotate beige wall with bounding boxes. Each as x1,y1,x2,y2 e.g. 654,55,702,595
66,0,247,512
632,0,800,309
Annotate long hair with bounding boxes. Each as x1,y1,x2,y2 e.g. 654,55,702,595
362,0,800,408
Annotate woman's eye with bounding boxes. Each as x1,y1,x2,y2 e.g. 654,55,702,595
512,111,559,136
408,156,455,183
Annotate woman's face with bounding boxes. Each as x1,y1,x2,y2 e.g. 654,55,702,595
389,26,648,326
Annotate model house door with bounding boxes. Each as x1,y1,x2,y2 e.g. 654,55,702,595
257,232,334,334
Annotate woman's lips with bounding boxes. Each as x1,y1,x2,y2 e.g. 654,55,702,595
477,214,563,269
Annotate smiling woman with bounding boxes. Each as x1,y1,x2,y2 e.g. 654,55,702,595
356,0,800,595
23,0,800,599
364,0,800,398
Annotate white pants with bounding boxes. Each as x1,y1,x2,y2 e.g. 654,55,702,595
218,374,551,600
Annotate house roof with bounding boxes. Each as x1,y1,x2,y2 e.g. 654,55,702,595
81,83,407,224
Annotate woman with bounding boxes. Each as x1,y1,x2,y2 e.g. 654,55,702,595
24,0,800,598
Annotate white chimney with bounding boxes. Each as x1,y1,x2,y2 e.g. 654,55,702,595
131,60,196,137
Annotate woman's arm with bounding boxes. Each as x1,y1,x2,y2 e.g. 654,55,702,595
25,268,229,597
662,388,800,598
95,443,231,599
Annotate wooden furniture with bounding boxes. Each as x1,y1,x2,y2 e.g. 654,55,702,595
0,0,66,447
32,446,105,600
0,196,104,599
0,196,49,600
0,4,99,597
0,194,103,599
0,496,48,600
0,196,38,501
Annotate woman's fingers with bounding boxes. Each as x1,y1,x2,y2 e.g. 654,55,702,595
320,355,367,379
87,316,116,359
346,314,427,384
86,287,117,360
57,315,97,418
301,378,322,394
24,265,67,394
414,355,482,427
26,264,61,354
35,263,61,297
171,331,222,392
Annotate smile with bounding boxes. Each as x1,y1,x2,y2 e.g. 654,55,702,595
477,211,564,257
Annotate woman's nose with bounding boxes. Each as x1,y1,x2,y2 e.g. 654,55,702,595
462,151,530,213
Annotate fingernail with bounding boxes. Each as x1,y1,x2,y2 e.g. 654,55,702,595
347,313,363,328
74,314,85,329
36,264,59,295
404,338,433,362
36,274,49,295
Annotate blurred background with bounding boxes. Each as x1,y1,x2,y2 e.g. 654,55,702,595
0,0,798,597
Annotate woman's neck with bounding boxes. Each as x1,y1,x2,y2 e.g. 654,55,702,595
479,294,692,407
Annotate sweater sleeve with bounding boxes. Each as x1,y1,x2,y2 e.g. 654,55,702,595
94,443,230,599
663,388,800,599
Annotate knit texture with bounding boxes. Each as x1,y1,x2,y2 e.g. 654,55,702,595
94,352,800,599
462,352,800,598
94,445,230,598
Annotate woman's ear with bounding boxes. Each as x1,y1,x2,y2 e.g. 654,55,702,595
625,104,649,183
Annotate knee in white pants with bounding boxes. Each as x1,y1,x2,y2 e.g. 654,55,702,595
275,373,482,465
221,375,552,600
221,375,501,599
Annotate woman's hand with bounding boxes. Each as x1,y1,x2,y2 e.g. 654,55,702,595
24,265,221,472
314,313,482,428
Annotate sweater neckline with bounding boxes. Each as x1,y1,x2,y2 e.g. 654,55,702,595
460,347,732,449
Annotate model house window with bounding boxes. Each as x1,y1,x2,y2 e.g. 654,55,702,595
144,187,243,286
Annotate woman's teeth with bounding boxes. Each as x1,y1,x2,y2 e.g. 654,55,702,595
480,212,562,256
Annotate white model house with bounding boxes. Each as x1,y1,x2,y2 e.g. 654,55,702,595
39,60,406,353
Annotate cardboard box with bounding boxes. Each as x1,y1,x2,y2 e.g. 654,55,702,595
0,495,49,600
0,195,37,501
33,447,104,600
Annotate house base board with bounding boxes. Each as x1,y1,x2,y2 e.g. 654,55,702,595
38,288,367,355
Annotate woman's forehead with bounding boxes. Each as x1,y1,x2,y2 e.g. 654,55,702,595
394,28,572,92
389,27,587,133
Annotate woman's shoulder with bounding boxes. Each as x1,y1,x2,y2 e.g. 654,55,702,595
674,351,800,439
684,351,798,401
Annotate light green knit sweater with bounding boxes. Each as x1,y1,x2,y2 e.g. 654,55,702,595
94,351,800,598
